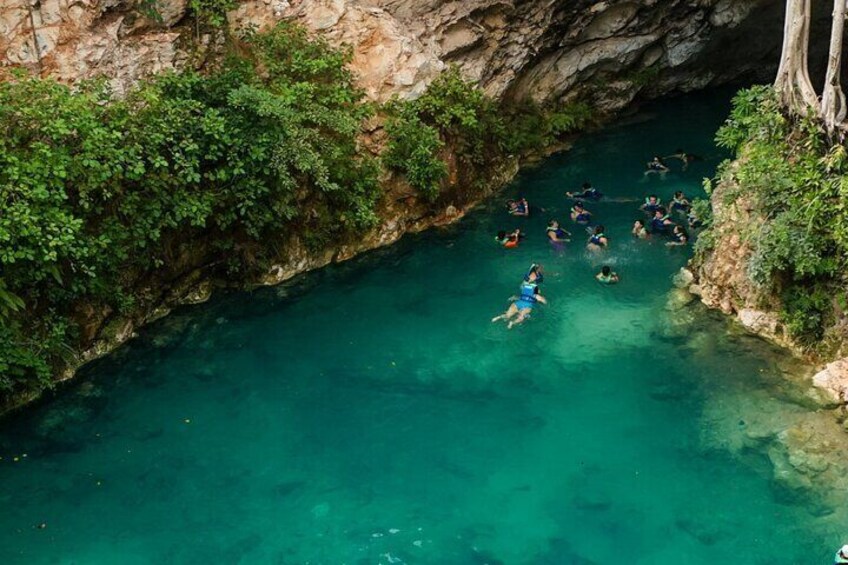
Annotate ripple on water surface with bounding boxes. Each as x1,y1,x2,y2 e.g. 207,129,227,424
0,89,846,564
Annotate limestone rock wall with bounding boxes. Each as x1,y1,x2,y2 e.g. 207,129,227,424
2,0,788,108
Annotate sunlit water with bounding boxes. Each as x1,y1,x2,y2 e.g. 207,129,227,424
0,90,843,564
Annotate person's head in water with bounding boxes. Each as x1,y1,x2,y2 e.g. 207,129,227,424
497,230,507,240
648,195,658,205
548,219,559,228
594,225,605,235
574,201,585,210
582,181,592,190
601,266,611,277
654,208,666,219
634,219,645,230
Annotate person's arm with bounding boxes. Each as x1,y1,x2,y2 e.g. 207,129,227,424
536,295,547,305
600,237,609,246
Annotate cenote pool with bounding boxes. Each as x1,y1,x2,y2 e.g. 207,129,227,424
0,89,844,564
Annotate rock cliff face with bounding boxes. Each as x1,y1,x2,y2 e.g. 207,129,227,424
4,0,787,108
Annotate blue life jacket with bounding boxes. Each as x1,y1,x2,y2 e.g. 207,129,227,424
547,227,568,239
671,197,689,212
651,217,670,233
671,230,686,244
572,208,591,223
589,233,605,246
515,202,527,214
519,282,537,303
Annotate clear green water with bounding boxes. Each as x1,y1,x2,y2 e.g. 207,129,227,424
0,90,842,564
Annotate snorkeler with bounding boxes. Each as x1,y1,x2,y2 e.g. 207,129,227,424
641,195,662,215
525,263,544,284
546,220,571,244
632,219,649,239
666,225,688,246
596,266,620,284
644,156,669,175
670,191,691,213
650,208,675,235
570,201,592,224
587,225,608,250
566,182,603,201
491,278,548,329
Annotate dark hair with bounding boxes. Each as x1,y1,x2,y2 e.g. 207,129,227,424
595,225,605,234
674,191,683,198
575,201,584,208
634,219,644,228
649,194,658,200
655,207,667,216
497,230,506,239
582,182,592,189
602,266,611,276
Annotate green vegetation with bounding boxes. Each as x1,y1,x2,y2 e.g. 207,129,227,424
0,25,596,401
384,67,593,201
711,85,848,346
0,23,380,395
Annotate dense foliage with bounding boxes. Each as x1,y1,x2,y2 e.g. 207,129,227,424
0,23,381,395
0,26,596,400
384,67,593,200
711,85,848,345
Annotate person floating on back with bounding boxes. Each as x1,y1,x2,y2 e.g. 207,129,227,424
665,149,702,170
644,156,669,175
596,266,619,285
492,275,547,329
546,220,571,245
496,229,523,248
834,545,848,564
588,225,608,250
566,182,603,201
571,201,592,225
509,197,530,216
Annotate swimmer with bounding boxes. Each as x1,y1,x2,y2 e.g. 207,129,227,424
491,279,547,329
596,266,619,284
566,182,603,201
665,149,702,170
666,224,688,246
650,208,675,235
644,156,669,175
641,195,662,214
511,197,530,217
571,201,592,224
587,225,608,250
632,219,649,239
670,191,691,214
546,220,571,244
496,228,523,248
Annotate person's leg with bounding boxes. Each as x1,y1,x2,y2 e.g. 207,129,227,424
492,303,518,322
508,308,530,329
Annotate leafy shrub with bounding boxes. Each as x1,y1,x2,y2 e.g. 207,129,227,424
383,67,594,200
0,22,380,395
706,85,848,345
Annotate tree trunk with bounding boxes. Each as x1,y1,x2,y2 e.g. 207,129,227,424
822,0,847,130
774,0,820,113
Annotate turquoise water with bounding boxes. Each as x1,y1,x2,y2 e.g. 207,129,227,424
0,90,843,564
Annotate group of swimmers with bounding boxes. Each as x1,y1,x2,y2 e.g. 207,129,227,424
493,152,703,328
